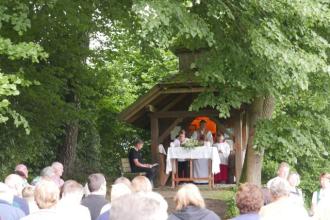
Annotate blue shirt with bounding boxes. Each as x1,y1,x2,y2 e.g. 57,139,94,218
0,199,26,220
96,211,110,220
232,213,260,220
13,195,30,215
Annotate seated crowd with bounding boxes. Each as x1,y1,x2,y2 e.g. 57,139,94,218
0,161,329,220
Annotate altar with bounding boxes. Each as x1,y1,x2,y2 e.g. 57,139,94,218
166,146,221,188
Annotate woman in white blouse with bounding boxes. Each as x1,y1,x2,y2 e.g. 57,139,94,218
213,133,230,183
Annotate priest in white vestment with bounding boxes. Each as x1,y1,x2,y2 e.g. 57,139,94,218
191,120,213,183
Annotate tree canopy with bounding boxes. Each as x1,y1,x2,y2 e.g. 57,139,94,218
0,0,329,199
131,0,330,185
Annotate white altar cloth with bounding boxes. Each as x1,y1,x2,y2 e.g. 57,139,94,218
166,146,220,175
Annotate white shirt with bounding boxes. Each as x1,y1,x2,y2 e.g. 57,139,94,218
191,130,213,145
213,142,230,165
21,209,59,220
312,188,330,206
259,197,309,220
289,187,304,207
27,201,39,213
56,198,91,220
313,196,330,220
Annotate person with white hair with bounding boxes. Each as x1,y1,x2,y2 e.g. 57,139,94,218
0,182,26,220
31,166,56,186
131,175,153,193
51,162,64,187
113,176,132,189
259,178,309,220
168,183,220,220
4,174,30,215
288,172,304,206
110,192,168,220
21,178,61,220
57,180,91,220
266,162,290,189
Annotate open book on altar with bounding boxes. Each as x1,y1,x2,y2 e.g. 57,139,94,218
151,163,159,168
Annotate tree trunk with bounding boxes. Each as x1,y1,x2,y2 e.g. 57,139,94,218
242,95,276,185
57,33,88,177
59,120,79,177
58,81,80,177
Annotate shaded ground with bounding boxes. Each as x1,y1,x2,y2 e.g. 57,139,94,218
155,185,235,219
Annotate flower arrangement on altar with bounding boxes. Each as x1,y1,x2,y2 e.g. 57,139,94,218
181,139,200,149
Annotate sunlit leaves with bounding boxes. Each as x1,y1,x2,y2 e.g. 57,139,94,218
0,0,48,131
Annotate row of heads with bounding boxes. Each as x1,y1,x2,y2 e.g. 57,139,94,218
277,162,330,186
14,162,64,179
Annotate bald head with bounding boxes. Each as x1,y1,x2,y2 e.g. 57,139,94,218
51,162,64,177
5,174,24,196
15,164,28,179
132,176,152,193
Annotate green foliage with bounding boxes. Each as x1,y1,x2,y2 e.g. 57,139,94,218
132,0,330,116
132,0,330,188
225,195,239,219
0,0,177,181
92,23,177,178
0,0,329,198
0,0,48,130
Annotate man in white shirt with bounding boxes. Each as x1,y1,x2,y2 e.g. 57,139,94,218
266,162,290,189
259,178,309,220
57,180,91,220
311,173,330,215
313,193,330,220
213,133,230,183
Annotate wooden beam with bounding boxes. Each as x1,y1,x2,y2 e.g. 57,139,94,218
145,105,158,112
119,85,161,121
159,118,183,144
161,94,187,112
150,116,159,164
160,87,212,94
234,113,243,183
151,110,219,118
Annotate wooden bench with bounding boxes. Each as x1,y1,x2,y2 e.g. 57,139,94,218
120,158,146,179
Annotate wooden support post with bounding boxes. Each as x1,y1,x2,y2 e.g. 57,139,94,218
234,113,243,183
150,116,159,163
151,116,160,186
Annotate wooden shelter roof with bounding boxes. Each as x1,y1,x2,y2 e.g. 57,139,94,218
118,72,216,128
